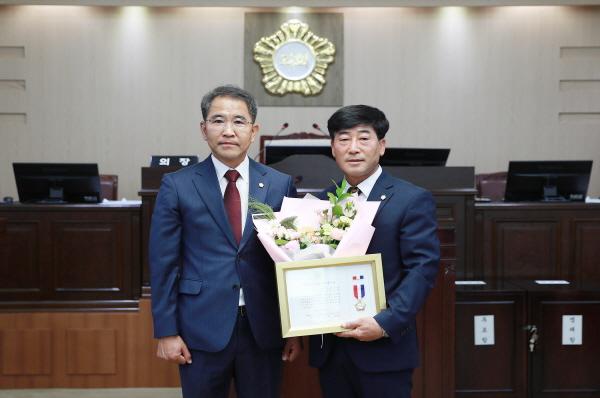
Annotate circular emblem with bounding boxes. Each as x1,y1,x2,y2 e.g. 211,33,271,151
254,19,336,96
273,40,316,81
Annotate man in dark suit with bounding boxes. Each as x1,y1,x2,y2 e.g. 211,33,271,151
150,85,301,398
309,105,440,398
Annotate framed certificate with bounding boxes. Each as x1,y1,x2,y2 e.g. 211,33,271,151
275,254,387,337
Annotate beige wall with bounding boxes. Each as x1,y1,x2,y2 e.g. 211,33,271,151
0,5,599,199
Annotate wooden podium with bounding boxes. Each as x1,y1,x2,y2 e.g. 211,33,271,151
0,202,141,310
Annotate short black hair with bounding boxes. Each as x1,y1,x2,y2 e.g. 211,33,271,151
327,105,389,140
201,85,258,123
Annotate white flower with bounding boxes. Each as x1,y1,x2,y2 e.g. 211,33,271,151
339,216,351,225
298,225,318,234
268,219,280,228
330,228,345,241
283,240,300,252
284,230,300,240
321,223,333,236
343,207,356,217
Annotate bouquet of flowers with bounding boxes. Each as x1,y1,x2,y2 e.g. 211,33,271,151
250,181,381,262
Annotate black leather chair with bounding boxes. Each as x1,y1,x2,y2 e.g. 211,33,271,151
100,174,118,200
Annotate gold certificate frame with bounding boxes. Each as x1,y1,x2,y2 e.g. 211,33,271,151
275,254,387,338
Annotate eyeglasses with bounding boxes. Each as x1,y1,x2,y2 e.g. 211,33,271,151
204,117,253,134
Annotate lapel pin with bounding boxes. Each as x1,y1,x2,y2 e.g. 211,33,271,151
259,182,265,188
380,195,386,200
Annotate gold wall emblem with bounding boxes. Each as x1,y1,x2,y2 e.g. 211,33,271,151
253,19,336,96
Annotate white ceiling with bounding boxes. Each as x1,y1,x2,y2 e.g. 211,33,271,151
1,0,600,6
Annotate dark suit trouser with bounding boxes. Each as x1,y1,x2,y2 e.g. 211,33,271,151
179,309,282,398
318,338,413,398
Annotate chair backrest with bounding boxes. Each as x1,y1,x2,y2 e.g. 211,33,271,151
475,171,507,201
99,174,118,200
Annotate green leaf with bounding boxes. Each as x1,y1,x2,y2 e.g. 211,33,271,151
327,192,337,204
280,216,297,230
333,179,348,200
338,193,350,201
248,197,275,220
332,204,343,217
340,179,348,192
275,239,289,246
333,179,342,197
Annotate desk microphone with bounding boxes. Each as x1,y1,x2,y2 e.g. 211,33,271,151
253,122,289,162
312,123,329,136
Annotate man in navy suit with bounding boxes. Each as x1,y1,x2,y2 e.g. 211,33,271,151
309,105,440,398
150,85,301,398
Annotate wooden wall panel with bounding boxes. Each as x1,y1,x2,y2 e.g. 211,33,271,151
573,221,600,283
497,221,560,279
52,222,119,292
279,338,321,398
1,329,52,375
0,287,453,393
66,329,117,375
0,300,180,388
0,221,41,294
0,205,139,308
455,297,526,397
0,218,6,266
413,267,455,398
475,203,600,283
530,297,600,396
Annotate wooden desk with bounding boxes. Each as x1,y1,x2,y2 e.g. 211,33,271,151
0,203,141,311
473,202,600,283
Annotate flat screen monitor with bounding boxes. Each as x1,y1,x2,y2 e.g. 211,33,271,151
13,163,101,204
265,145,331,165
381,148,450,166
504,160,593,202
265,146,450,167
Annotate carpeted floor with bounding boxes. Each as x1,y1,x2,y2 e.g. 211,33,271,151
0,389,181,398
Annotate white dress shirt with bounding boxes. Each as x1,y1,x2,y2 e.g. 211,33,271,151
211,155,249,306
344,165,383,201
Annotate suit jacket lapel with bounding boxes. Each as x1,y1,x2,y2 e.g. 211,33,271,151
367,171,395,220
191,157,237,248
239,160,269,252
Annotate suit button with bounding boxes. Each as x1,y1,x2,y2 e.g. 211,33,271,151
232,284,239,290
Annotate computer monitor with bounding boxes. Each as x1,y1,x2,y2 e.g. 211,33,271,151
381,148,450,166
265,145,332,165
504,160,593,202
13,163,101,204
265,146,450,167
